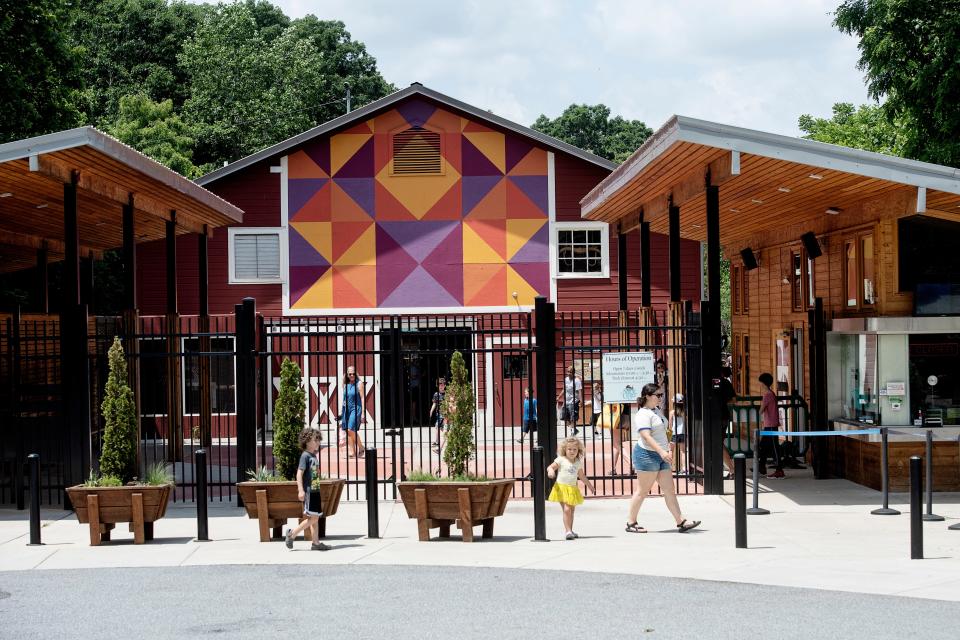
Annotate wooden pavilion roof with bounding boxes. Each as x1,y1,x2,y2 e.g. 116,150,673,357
0,127,243,272
581,116,960,250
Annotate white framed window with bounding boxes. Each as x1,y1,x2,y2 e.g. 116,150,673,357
228,228,282,284
553,222,609,279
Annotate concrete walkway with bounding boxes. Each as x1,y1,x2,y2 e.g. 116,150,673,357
2,477,959,602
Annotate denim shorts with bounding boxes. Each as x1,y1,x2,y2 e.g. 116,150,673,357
632,445,671,472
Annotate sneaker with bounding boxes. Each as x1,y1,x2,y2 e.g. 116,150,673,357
516,438,524,444
311,542,330,551
284,528,294,550
766,469,785,479
571,531,579,539
565,532,576,540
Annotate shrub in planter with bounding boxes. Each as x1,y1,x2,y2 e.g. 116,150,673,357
99,336,138,483
272,357,306,481
443,350,475,477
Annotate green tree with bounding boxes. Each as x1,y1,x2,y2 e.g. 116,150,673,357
531,104,652,163
834,0,960,166
0,0,82,141
798,103,908,156
272,358,305,481
70,0,204,126
180,2,393,170
99,337,138,482
107,93,199,177
443,351,475,478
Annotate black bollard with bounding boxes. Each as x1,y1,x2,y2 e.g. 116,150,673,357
871,428,900,515
922,430,944,521
734,453,747,548
747,430,769,515
365,448,379,539
910,455,923,559
27,454,41,546
532,446,547,541
195,449,209,541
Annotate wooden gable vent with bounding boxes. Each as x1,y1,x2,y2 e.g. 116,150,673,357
392,126,442,175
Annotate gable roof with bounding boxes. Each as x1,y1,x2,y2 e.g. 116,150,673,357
197,83,616,185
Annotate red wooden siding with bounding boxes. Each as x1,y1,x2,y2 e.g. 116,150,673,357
136,160,283,316
552,153,701,312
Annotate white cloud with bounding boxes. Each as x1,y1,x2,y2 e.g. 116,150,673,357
188,0,872,136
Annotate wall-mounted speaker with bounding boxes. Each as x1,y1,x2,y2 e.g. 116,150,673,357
800,232,822,259
740,247,758,270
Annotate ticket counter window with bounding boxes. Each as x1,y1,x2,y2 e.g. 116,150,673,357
834,333,879,423
909,334,960,426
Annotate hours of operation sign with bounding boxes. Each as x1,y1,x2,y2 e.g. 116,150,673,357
601,352,655,403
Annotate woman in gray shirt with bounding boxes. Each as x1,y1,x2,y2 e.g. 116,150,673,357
625,383,700,534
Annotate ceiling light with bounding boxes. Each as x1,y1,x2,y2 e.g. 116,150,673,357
826,207,841,215
35,203,48,209
729,208,740,213
0,192,12,198
809,174,823,180
778,187,791,193
751,199,764,204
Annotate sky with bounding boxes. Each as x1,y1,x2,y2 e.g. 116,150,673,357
203,0,874,136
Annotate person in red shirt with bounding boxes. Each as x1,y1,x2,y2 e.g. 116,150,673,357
758,372,785,478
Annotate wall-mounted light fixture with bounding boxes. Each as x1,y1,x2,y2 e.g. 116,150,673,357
826,207,841,215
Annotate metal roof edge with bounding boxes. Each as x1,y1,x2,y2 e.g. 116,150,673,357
674,115,960,194
197,84,616,186
0,126,243,223
580,116,680,217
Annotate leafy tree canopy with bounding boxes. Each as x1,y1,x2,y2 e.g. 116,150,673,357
0,0,83,142
70,0,203,127
531,104,652,163
180,2,393,171
834,0,960,166
798,102,908,156
107,93,199,177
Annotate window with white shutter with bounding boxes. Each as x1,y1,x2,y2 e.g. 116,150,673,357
228,228,282,283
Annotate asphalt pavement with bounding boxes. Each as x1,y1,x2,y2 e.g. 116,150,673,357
2,564,959,640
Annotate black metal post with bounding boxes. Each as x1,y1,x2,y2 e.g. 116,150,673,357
28,453,41,545
668,200,681,302
617,227,628,311
922,429,944,521
910,455,923,559
195,449,209,541
808,298,828,478
702,182,724,495
872,428,900,515
365,447,379,538
640,220,651,308
12,308,24,510
61,302,92,505
747,427,769,515
63,176,80,307
165,214,178,314
80,253,94,307
234,298,257,507
198,229,209,317
532,445,547,541
36,245,49,313
533,296,557,462
122,198,136,310
734,453,747,548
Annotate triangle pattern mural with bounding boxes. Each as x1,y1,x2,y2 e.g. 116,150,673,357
286,100,552,311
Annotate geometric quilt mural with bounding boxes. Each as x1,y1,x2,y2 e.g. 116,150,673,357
286,98,550,310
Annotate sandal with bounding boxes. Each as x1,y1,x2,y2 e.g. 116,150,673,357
677,519,701,533
625,522,647,533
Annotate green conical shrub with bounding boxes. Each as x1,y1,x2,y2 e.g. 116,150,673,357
443,350,475,478
272,357,305,481
99,337,138,483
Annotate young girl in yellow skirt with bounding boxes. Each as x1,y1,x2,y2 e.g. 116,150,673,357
547,437,595,540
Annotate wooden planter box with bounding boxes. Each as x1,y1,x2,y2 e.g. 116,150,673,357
65,484,172,546
236,479,345,542
397,479,513,542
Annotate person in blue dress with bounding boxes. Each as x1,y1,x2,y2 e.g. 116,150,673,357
337,365,365,458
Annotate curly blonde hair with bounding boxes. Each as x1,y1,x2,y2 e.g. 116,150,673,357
558,436,585,461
